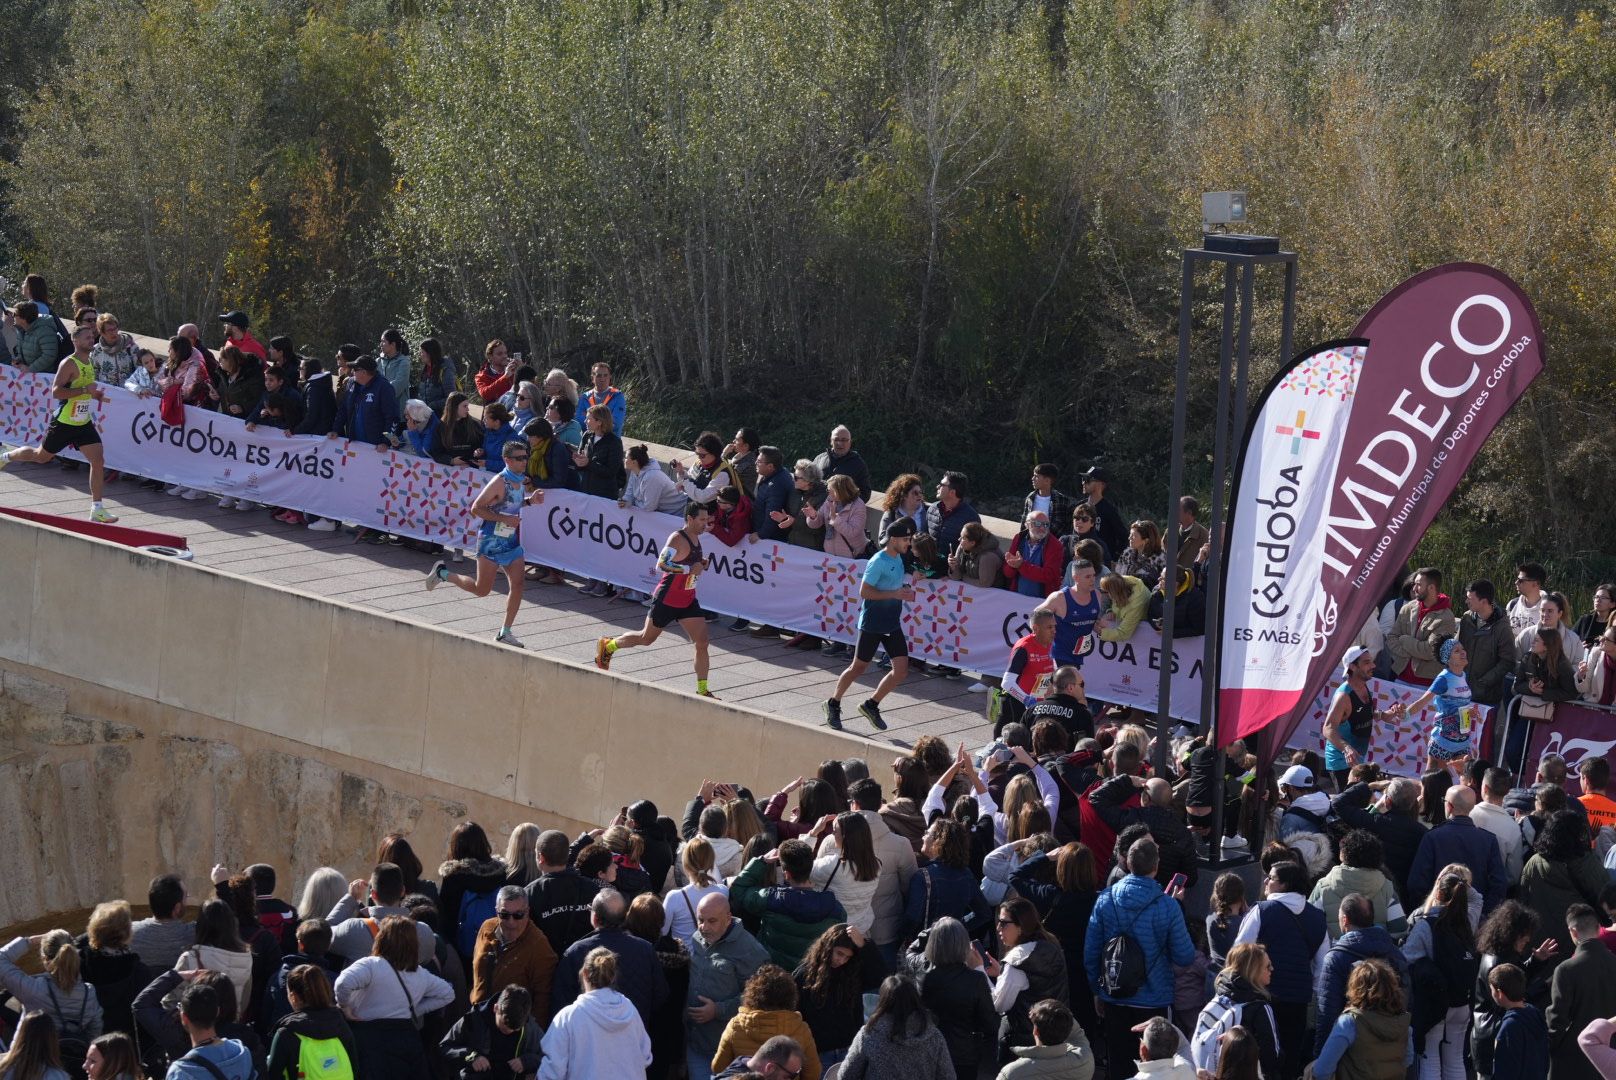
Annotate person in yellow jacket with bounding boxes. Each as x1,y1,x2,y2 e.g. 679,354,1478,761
710,964,821,1080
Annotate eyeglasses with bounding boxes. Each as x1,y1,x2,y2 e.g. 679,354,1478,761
496,910,528,921
996,917,1016,927
1028,521,1049,530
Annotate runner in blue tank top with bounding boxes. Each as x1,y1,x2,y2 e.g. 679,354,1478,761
1037,559,1102,667
424,439,541,647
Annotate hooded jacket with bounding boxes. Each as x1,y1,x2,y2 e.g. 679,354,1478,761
1308,863,1407,940
166,1037,256,1080
1314,924,1411,1055
729,858,846,971
264,1006,355,1080
293,372,336,436
1491,1003,1547,1080
998,1038,1096,1080
438,857,511,960
75,943,151,1038
710,1007,822,1080
538,987,652,1080
438,998,543,1079
1196,970,1279,1080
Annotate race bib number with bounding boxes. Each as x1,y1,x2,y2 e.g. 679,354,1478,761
1032,672,1052,697
493,521,516,539
68,397,91,423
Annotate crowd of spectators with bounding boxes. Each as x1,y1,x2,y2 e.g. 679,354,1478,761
8,725,1616,1079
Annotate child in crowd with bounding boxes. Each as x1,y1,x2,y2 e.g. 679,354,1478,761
1489,963,1547,1080
123,348,160,395
475,403,517,471
1206,872,1246,997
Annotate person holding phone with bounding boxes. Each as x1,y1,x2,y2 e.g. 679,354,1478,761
823,517,919,732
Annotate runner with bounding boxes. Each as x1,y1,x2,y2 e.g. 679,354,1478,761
0,324,119,522
1321,645,1405,790
594,501,719,698
1035,558,1103,669
994,608,1057,736
823,516,919,732
423,439,539,648
1405,638,1475,774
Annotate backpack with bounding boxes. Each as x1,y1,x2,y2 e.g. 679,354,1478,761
1414,912,1479,1009
46,981,90,1078
50,313,73,361
457,887,499,957
1190,994,1274,1074
1099,891,1166,999
296,1032,354,1080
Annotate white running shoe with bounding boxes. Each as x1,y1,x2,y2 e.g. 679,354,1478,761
166,484,185,496
495,628,525,648
424,561,446,591
0,445,12,470
234,500,258,511
217,496,238,509
966,681,989,693
306,518,338,532
181,488,207,500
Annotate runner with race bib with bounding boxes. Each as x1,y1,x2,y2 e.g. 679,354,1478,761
1405,638,1475,773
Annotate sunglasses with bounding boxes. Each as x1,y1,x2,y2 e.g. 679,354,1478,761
996,917,1016,927
496,910,528,921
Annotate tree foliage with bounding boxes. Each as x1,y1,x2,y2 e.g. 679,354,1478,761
5,0,1615,589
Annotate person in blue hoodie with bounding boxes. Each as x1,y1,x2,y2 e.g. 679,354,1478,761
1083,836,1195,1079
476,403,517,471
1488,962,1547,1080
330,355,400,446
166,982,255,1080
730,839,846,973
401,399,440,458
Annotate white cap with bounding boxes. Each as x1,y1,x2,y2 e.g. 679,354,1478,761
1341,645,1370,675
1279,764,1315,790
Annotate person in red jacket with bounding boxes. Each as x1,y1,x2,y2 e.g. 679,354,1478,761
1004,511,1065,598
710,485,753,547
474,339,517,402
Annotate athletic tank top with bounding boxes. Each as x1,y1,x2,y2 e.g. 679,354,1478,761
1010,633,1056,700
653,530,704,608
1053,586,1101,665
479,470,526,540
1324,683,1375,770
58,355,95,426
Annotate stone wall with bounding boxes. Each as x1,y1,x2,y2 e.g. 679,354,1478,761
0,511,884,930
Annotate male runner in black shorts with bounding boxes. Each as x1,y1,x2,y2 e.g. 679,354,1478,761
824,517,918,730
1,324,118,522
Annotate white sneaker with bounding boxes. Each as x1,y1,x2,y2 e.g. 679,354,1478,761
166,484,185,496
234,500,258,511
217,496,238,509
306,518,338,532
966,681,989,693
495,628,525,648
0,445,12,470
181,488,207,500
424,561,446,591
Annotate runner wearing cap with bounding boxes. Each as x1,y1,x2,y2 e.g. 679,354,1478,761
1321,646,1406,791
823,516,918,731
0,323,119,523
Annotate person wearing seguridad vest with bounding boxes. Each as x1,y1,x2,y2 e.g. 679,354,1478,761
0,323,120,522
994,609,1057,738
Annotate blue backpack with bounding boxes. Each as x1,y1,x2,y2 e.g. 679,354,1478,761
457,887,499,956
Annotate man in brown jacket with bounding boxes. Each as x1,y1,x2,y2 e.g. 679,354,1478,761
1386,567,1459,686
470,885,558,1024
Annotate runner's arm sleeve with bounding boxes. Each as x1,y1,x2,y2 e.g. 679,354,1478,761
1001,648,1033,705
656,546,690,575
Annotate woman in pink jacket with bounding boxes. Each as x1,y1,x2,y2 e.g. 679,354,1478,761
804,474,868,558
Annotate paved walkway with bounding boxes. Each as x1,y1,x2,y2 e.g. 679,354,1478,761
1,461,996,748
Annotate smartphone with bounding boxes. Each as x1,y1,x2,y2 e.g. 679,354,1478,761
1167,872,1188,893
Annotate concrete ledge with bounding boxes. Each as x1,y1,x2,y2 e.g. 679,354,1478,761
0,509,889,926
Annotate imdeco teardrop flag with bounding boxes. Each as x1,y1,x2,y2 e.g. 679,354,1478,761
1216,263,1545,753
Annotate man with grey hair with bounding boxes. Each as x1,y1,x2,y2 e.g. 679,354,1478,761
714,1034,805,1079
549,886,667,1025
813,425,870,502
1131,1016,1196,1079
1333,771,1430,909
690,893,772,1080
468,884,556,1021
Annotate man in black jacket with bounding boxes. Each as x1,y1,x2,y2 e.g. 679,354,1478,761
1080,466,1127,560
1027,666,1094,738
1091,774,1199,889
549,889,668,1026
1461,579,1517,706
1332,775,1428,908
525,831,599,956
1548,904,1616,1080
439,986,543,1080
812,426,871,502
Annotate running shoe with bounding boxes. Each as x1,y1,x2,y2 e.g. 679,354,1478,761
594,637,613,670
180,488,207,500
696,687,719,699
307,518,338,532
0,446,11,470
234,500,258,511
495,628,525,648
217,496,238,509
90,508,119,524
858,699,887,730
424,561,446,591
823,699,843,731
728,617,751,632
165,484,185,496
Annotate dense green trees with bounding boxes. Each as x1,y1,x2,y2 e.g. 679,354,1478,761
4,0,1614,589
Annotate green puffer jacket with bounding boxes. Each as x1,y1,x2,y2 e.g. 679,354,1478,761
729,857,846,971
17,316,61,373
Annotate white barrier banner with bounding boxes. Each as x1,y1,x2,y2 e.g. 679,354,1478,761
0,366,1458,767
0,367,485,549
